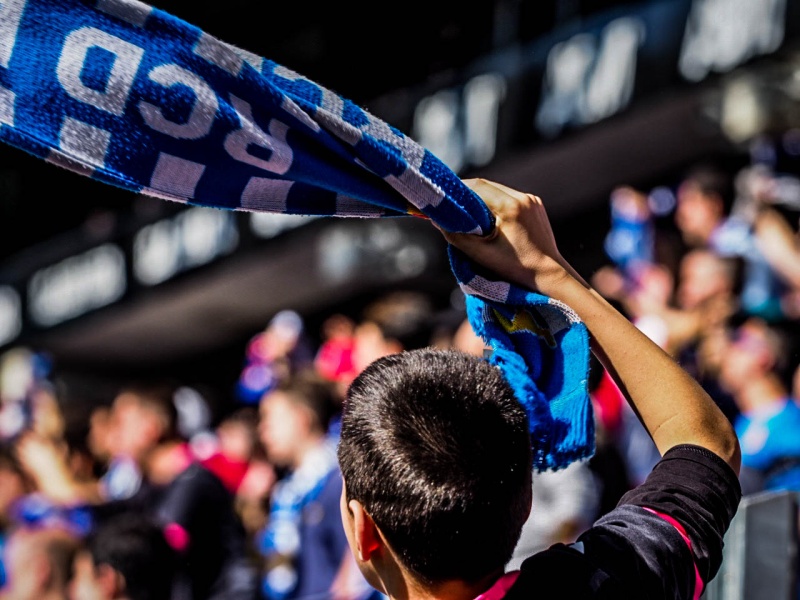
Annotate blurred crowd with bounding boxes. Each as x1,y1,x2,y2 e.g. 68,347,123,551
594,135,800,498
0,135,798,599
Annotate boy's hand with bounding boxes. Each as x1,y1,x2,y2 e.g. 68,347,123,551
442,178,574,296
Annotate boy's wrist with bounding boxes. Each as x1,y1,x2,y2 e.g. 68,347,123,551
527,258,574,298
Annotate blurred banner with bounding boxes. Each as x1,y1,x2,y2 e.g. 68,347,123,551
381,0,800,173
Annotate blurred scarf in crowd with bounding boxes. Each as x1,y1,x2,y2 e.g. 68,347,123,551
258,440,341,599
0,0,593,470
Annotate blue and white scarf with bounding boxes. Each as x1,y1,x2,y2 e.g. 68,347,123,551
258,440,341,599
0,0,593,470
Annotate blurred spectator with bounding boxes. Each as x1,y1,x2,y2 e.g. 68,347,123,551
68,512,177,600
351,291,434,375
674,248,740,336
62,419,104,494
676,163,791,322
596,187,682,353
236,311,315,405
740,164,800,318
13,430,103,507
673,163,736,251
104,381,191,502
146,412,260,600
718,317,800,495
603,185,656,280
10,400,110,512
149,449,259,600
201,407,261,496
257,369,371,600
316,291,434,446
615,261,676,351
312,314,359,441
314,313,358,395
10,377,259,599
235,454,276,551
0,524,80,600
200,407,277,545
672,248,741,424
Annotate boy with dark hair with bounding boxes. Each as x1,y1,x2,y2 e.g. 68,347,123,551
340,349,532,582
337,179,742,599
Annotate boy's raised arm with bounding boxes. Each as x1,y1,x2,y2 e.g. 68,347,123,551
443,178,740,474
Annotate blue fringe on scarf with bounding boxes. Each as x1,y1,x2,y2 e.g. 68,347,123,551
0,0,593,470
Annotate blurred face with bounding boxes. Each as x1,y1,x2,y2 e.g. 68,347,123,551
352,322,401,374
718,322,774,395
68,551,109,600
107,395,162,461
258,391,307,468
217,421,254,462
674,182,722,246
630,263,674,312
677,250,730,310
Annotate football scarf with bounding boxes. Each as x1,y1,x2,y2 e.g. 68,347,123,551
0,0,593,470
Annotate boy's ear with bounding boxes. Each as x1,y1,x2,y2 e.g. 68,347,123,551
348,499,382,562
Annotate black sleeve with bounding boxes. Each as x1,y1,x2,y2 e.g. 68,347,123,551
513,445,741,600
616,444,741,586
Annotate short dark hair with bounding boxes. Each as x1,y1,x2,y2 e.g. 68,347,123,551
338,348,532,584
87,512,177,600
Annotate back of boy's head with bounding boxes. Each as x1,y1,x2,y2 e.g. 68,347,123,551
338,348,533,585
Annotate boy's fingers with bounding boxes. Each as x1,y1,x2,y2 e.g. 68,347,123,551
441,178,541,248
463,178,521,213
463,177,525,199
439,225,494,249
